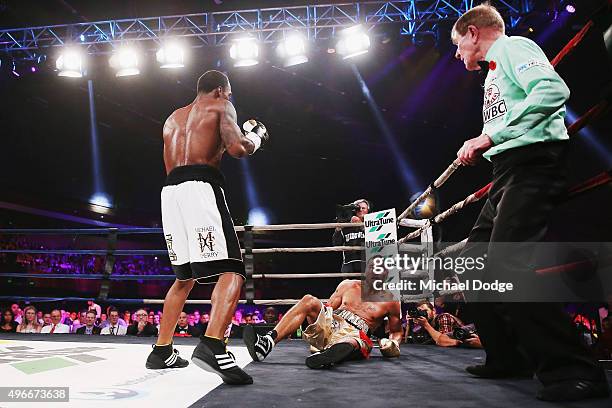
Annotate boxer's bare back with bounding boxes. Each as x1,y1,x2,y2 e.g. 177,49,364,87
162,84,253,174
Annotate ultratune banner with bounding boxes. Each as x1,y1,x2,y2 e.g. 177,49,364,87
363,209,401,301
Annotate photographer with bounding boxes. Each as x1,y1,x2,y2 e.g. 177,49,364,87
332,199,370,273
408,301,481,348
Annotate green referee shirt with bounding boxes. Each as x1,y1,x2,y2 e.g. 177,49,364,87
481,35,571,160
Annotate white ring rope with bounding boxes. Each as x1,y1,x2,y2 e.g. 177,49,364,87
235,220,427,232
241,245,363,254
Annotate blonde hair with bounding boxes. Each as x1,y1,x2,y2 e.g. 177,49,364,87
451,3,505,44
17,305,41,331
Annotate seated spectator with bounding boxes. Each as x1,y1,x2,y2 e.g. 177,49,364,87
104,306,126,327
153,314,161,330
36,310,44,325
17,305,42,333
42,312,52,327
253,310,262,323
101,308,127,336
263,307,279,325
98,313,108,328
71,310,87,333
76,311,101,335
175,312,198,337
69,311,77,322
61,310,73,326
194,314,208,336
123,310,132,326
127,309,158,337
10,303,22,324
408,301,481,348
232,310,243,326
40,309,70,334
244,313,254,325
1,309,18,333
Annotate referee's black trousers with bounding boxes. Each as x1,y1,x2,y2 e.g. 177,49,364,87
460,141,605,385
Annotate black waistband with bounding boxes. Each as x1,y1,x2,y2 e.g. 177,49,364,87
491,140,568,167
165,164,226,187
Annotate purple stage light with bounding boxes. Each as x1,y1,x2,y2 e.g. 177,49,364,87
12,70,20,77
565,4,576,14
31,66,36,72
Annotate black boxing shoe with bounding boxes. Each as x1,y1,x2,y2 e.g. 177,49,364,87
305,342,355,369
465,364,533,379
536,379,610,402
243,325,274,362
146,344,189,369
191,336,253,385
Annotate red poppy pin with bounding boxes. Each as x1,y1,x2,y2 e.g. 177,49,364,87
489,60,497,70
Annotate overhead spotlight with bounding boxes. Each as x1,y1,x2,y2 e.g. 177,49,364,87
336,25,371,59
229,37,259,67
277,32,308,67
565,3,576,14
157,42,186,69
89,193,112,209
247,207,270,226
109,46,140,77
56,48,85,78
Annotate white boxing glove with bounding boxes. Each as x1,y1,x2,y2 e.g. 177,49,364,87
242,119,269,154
379,338,400,357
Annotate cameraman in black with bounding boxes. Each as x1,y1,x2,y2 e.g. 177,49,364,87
408,301,482,348
332,199,370,273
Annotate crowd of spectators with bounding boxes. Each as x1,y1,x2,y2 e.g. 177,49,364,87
0,236,173,276
0,301,283,338
2,299,611,358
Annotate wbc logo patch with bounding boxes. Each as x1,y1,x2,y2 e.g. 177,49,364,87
482,83,507,123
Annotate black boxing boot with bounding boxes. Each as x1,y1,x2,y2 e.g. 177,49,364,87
243,325,275,362
191,336,253,385
146,343,189,369
305,342,356,369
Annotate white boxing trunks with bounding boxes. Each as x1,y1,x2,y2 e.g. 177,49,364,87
161,164,245,282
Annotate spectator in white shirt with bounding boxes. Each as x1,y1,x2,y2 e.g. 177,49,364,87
101,309,127,336
40,310,70,334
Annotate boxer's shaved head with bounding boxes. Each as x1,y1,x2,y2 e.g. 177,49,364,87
197,70,230,94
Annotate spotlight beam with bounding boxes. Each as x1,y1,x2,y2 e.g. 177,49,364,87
87,79,110,207
351,64,421,196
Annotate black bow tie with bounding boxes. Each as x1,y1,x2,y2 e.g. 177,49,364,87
478,61,490,75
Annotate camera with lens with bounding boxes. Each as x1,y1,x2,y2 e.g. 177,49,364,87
452,324,476,341
335,203,361,222
407,306,429,320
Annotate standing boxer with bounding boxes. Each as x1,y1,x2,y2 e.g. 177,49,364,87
145,70,268,386
451,4,608,401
